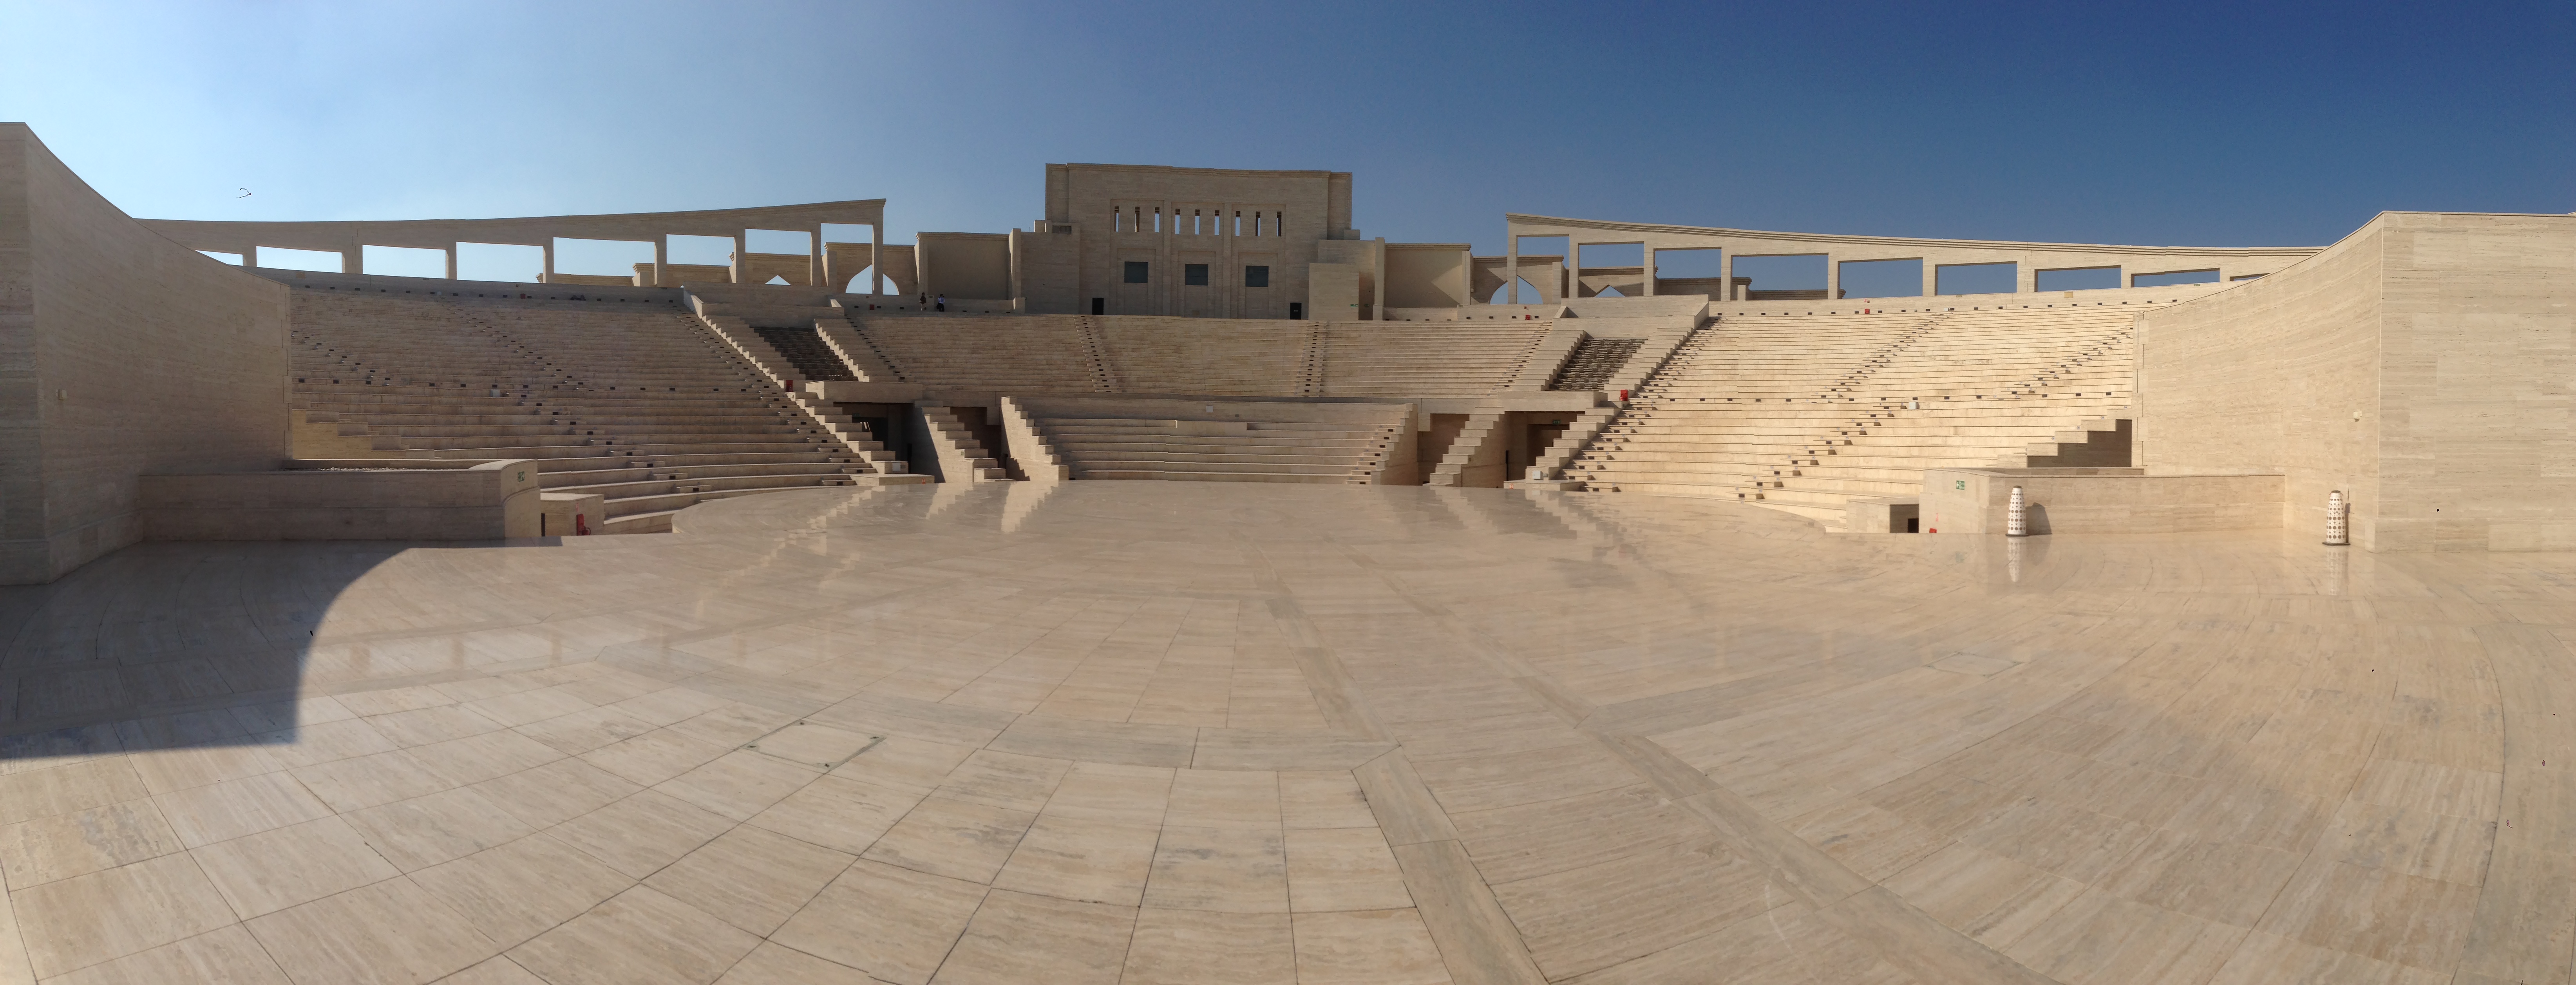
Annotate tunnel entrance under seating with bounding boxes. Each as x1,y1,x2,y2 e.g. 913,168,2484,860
833,402,912,474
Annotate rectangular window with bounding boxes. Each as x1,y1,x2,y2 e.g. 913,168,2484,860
1091,297,1105,314
1837,257,1923,299
2133,268,2220,287
2035,266,2120,291
1244,265,1270,288
1936,261,2016,295
1289,302,1303,319
1185,263,1209,286
1124,261,1149,284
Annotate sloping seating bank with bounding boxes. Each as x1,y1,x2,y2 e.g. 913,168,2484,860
1015,397,1411,484
289,289,872,532
838,313,1545,399
1568,307,2142,526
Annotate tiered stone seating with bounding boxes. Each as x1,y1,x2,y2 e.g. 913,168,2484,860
1319,321,1546,398
1549,335,1643,391
1032,416,1398,483
1093,317,1309,396
850,315,1112,391
290,291,872,532
1568,308,2140,525
753,325,856,382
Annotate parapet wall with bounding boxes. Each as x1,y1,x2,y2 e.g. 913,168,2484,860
1918,468,2283,535
1,124,292,583
141,458,542,541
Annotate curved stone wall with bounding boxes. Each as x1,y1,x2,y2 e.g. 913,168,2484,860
0,124,291,583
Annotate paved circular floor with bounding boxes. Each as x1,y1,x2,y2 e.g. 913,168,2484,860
0,482,2569,984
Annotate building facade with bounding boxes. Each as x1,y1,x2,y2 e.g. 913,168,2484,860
1011,163,1355,319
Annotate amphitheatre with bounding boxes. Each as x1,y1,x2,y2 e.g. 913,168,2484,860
1,119,2573,984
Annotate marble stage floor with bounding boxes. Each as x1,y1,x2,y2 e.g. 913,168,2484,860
0,481,2569,984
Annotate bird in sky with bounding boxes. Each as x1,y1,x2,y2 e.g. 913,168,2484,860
237,188,252,198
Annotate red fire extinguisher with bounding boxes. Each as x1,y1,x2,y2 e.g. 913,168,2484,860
575,513,590,536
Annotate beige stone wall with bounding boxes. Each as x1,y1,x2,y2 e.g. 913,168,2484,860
917,233,1013,300
1919,468,2283,534
1385,244,1471,308
2141,212,2576,550
1011,228,1081,313
738,252,810,286
1033,163,1351,319
1,124,291,583
2137,223,2383,541
2375,214,2576,550
538,272,633,286
139,458,541,541
638,263,733,285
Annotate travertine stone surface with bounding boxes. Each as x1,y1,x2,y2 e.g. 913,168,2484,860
0,481,2567,983
2141,212,2576,552
0,125,290,585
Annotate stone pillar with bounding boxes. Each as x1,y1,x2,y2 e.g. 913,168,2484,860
1824,256,1838,301
870,224,884,296
652,238,666,288
1371,238,1385,320
2016,257,2036,294
1505,233,1519,305
731,235,744,284
1220,204,1237,318
540,241,555,283
243,245,258,269
1921,260,1937,298
1642,246,1656,297
346,245,362,275
445,246,458,280
809,226,823,289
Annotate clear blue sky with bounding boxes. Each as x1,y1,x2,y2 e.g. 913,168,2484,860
4,0,2569,268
